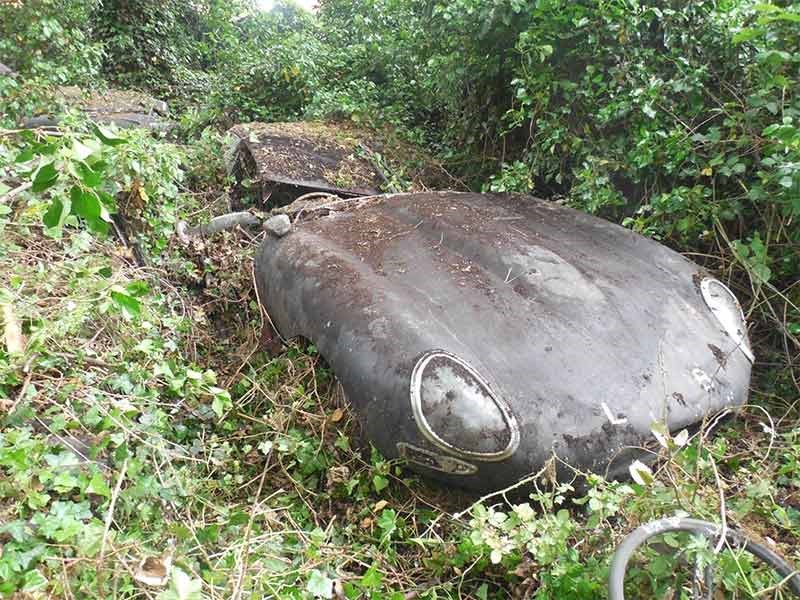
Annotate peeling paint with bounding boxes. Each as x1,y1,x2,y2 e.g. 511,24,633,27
691,368,715,393
503,246,605,302
601,402,628,425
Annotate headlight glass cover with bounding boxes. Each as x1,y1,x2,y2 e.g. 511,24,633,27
410,350,520,460
700,278,754,363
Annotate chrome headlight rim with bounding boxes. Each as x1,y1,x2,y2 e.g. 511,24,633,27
409,349,520,462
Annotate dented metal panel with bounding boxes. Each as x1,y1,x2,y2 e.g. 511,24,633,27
227,122,382,206
254,191,752,492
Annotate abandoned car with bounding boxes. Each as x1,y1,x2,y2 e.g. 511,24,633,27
226,121,388,208
21,87,172,131
253,191,753,492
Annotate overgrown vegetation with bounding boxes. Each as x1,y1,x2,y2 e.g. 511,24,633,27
1,0,798,598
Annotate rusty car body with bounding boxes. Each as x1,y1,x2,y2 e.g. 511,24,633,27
254,191,753,491
227,122,383,207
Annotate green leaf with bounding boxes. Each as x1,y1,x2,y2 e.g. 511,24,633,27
110,289,141,320
43,197,71,229
86,216,110,235
32,162,59,192
228,511,249,526
78,521,105,558
173,568,202,600
210,387,232,418
114,443,130,462
306,569,334,599
732,28,763,44
753,3,780,13
372,474,389,493
758,9,800,23
343,582,360,600
77,162,103,188
91,123,127,146
377,508,396,530
22,569,47,592
98,191,117,211
70,187,102,220
125,280,150,297
476,583,489,600
360,565,382,589
71,139,95,161
85,472,111,498
157,568,202,600
15,148,35,163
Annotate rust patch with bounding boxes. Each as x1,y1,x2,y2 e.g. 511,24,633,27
672,392,687,407
692,271,704,294
708,343,728,368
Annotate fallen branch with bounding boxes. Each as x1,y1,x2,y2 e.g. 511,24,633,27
0,181,32,204
2,301,25,355
176,211,262,245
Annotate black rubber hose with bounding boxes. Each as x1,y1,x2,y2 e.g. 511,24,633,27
609,518,800,599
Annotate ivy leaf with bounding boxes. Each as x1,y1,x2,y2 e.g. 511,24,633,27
172,568,202,600
78,522,106,558
71,139,95,161
306,569,334,599
209,387,232,418
372,474,389,493
15,148,35,163
85,472,111,498
110,287,141,320
22,569,48,592
125,280,150,297
360,565,382,589
32,162,59,192
377,508,397,543
629,460,654,486
476,583,489,600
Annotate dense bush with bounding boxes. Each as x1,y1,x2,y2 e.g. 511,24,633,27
91,0,246,100
0,0,103,122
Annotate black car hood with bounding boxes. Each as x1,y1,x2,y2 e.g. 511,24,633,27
254,192,751,491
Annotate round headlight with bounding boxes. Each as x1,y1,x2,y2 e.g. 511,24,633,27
410,350,520,461
700,278,754,363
